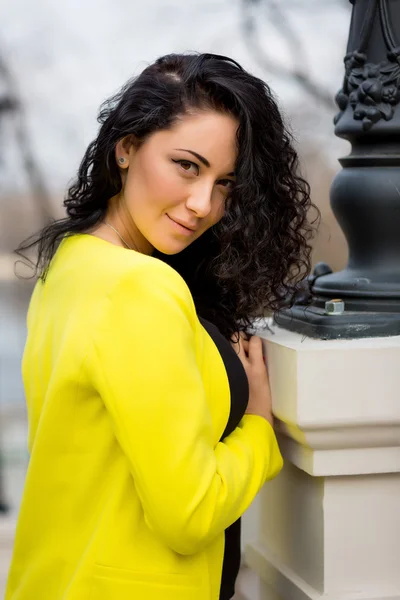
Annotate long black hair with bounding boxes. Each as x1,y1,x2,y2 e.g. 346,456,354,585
16,52,318,339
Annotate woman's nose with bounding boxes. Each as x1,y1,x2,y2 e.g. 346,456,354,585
185,184,214,218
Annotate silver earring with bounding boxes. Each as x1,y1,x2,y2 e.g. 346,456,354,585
118,157,125,165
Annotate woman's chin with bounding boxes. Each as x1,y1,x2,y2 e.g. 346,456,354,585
151,238,194,256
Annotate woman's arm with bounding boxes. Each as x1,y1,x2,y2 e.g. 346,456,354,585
89,259,283,556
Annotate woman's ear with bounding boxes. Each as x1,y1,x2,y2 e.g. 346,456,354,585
115,135,136,168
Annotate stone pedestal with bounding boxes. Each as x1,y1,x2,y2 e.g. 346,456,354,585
243,324,400,600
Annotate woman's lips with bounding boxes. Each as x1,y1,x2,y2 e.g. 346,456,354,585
166,214,196,235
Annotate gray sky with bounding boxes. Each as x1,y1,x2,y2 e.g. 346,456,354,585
0,0,350,195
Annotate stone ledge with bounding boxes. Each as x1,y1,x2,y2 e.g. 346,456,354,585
277,430,400,476
246,540,400,600
253,324,400,478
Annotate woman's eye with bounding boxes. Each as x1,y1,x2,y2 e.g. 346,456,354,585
173,160,199,175
219,179,235,191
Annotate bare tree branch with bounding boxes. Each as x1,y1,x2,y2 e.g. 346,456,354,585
265,1,309,71
240,0,337,111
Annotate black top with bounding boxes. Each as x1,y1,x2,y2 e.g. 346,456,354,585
199,318,249,600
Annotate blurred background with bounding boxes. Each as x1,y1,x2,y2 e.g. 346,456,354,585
0,0,352,593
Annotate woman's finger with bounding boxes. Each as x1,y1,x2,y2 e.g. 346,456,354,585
231,332,249,356
247,335,265,362
240,338,250,353
230,334,240,354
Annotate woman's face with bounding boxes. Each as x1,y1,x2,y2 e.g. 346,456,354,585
115,110,238,255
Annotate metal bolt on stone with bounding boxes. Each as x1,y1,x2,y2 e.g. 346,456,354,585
325,299,345,316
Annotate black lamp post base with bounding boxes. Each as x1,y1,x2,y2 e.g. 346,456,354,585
275,305,400,340
279,1,400,342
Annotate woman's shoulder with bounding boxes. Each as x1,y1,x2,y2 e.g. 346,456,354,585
70,235,195,310
110,249,191,302
60,233,185,286
47,233,194,316
92,248,199,335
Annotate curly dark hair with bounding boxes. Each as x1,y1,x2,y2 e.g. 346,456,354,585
16,52,318,339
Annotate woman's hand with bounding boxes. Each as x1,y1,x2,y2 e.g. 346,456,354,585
231,332,273,426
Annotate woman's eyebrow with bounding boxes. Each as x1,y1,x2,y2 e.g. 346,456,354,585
175,148,210,167
175,148,235,177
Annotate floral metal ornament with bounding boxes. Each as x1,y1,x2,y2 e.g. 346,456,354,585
335,0,400,131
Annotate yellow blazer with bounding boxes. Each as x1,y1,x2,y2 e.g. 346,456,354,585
6,234,283,600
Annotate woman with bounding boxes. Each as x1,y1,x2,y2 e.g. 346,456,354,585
7,53,315,600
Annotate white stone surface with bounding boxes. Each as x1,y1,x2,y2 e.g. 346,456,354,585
245,324,400,600
262,325,400,476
